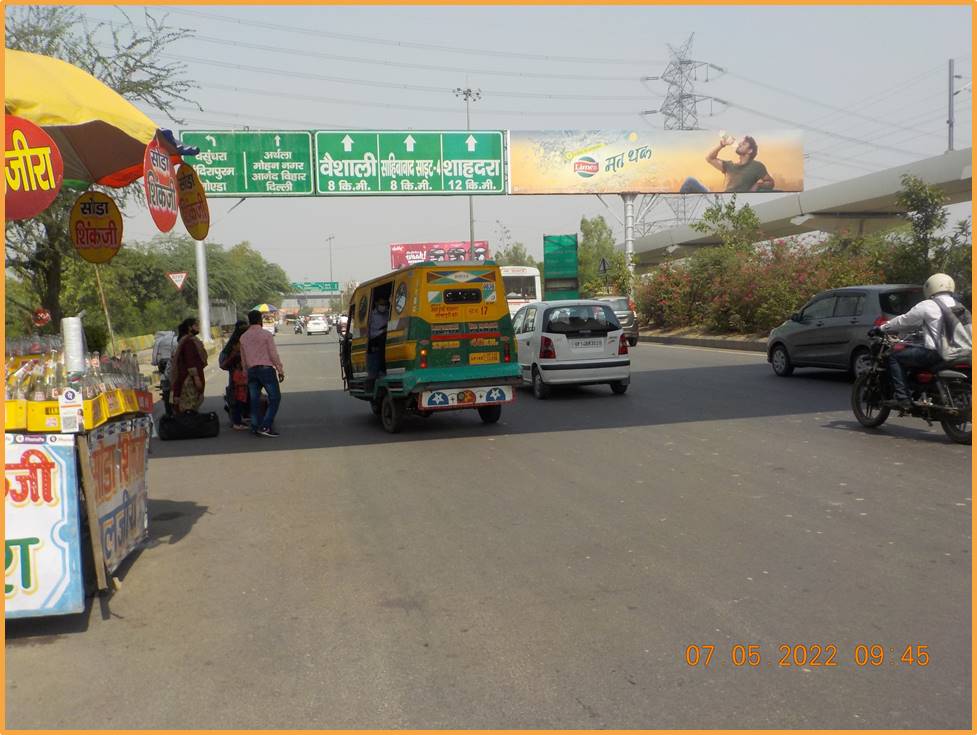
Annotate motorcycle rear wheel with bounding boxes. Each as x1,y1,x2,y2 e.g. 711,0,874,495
852,373,890,428
940,382,972,445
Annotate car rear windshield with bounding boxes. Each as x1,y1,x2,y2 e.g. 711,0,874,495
544,304,620,334
879,289,923,316
600,297,630,311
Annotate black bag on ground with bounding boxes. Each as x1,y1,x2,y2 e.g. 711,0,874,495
158,411,220,440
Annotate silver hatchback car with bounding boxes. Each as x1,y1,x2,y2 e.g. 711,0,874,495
594,296,639,347
767,284,923,378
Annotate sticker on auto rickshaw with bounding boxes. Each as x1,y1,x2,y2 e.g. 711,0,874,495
420,385,513,409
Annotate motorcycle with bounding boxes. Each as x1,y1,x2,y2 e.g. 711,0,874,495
294,322,303,334
851,332,971,444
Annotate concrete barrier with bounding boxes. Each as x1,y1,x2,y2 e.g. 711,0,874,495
638,329,767,353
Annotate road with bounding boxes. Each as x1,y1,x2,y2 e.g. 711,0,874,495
7,333,971,729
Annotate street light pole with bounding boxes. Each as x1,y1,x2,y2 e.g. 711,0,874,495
326,234,335,282
453,86,481,253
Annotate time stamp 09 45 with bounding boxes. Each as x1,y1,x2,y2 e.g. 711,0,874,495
685,643,931,668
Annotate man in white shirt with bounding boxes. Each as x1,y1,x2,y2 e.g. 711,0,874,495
873,273,958,411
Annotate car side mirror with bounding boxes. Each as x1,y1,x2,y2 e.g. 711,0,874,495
790,312,802,322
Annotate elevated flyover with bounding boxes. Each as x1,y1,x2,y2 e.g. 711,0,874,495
632,148,972,272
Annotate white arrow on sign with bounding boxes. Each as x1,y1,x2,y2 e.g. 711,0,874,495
167,271,189,291
274,135,281,148
205,135,217,147
466,135,477,152
404,134,416,152
342,135,354,152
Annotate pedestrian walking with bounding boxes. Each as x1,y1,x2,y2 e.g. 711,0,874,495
219,320,251,430
240,309,285,437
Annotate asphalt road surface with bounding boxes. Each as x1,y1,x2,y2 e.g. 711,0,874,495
7,332,971,729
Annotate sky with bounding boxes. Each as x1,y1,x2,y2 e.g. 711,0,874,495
29,4,974,288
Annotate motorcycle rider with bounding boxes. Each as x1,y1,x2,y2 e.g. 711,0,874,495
869,273,958,411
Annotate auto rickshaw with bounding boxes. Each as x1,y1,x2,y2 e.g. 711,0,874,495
339,261,521,433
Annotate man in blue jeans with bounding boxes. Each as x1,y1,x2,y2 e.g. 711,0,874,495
239,310,285,437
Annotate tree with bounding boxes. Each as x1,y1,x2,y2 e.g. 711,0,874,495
577,215,631,296
885,175,972,302
4,7,198,325
493,242,538,268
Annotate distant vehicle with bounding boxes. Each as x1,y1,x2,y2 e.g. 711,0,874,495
594,295,639,347
501,265,542,317
306,315,331,336
767,284,924,379
512,300,630,399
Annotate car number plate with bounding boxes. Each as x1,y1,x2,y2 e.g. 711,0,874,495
572,339,602,348
469,351,499,364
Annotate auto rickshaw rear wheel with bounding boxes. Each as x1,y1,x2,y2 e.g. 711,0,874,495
477,404,502,424
381,392,404,433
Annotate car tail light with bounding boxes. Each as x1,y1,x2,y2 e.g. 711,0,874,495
618,335,629,355
539,336,556,359
916,371,933,383
503,340,511,363
420,348,428,369
628,299,636,312
873,315,889,327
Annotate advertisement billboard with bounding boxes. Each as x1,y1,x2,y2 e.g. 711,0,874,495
390,241,490,269
509,130,803,195
5,433,85,618
86,417,151,574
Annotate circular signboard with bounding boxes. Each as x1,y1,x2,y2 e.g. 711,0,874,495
32,308,52,328
176,163,210,240
143,136,178,232
4,114,64,221
69,191,124,264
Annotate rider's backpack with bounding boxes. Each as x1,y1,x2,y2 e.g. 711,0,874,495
933,297,972,362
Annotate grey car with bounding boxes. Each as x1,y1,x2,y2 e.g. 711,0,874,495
595,296,639,347
767,284,923,378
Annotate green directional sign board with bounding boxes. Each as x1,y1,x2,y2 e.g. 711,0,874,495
180,131,314,197
291,281,340,293
314,130,505,196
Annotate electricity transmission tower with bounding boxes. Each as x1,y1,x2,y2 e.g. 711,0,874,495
639,33,722,231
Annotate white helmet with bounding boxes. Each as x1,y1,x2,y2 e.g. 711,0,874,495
923,273,955,298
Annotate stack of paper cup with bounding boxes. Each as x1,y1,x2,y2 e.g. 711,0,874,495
61,317,87,375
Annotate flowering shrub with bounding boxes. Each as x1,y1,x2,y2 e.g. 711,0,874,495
636,238,883,334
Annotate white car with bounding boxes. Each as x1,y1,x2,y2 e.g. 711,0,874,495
512,300,631,399
306,316,331,336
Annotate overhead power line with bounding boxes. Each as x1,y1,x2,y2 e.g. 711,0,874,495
200,81,643,118
167,7,665,66
719,69,936,136
191,34,649,84
163,53,652,101
713,97,930,158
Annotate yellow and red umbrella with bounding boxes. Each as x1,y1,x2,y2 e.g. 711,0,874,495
4,48,195,188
